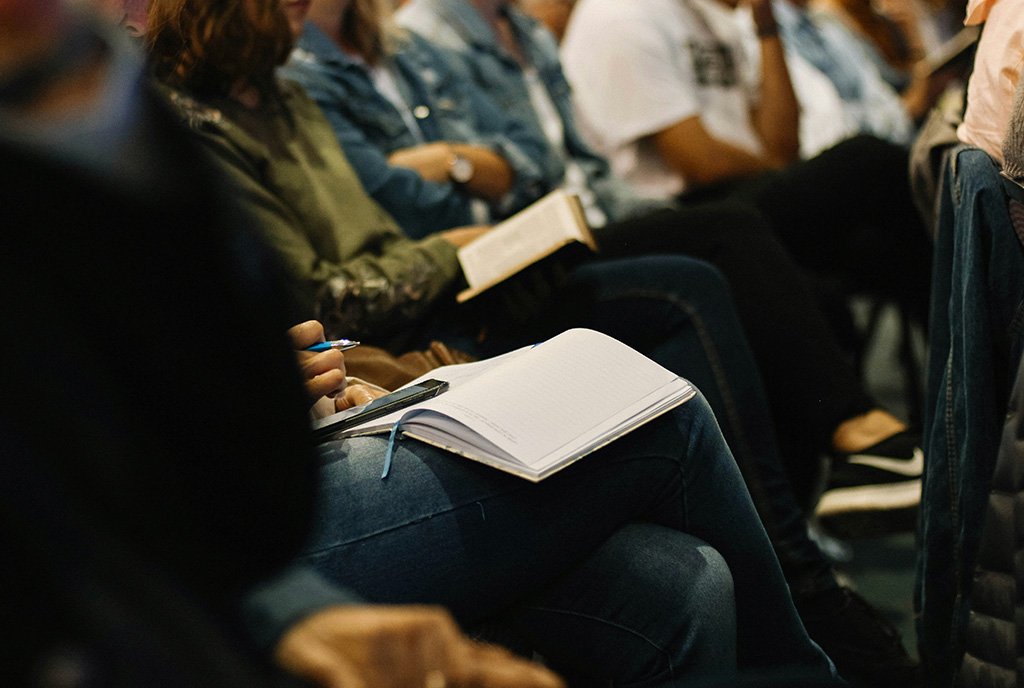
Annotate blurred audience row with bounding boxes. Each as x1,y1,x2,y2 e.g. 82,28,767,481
1,0,1021,686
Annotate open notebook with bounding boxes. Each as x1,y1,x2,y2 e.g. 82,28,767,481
316,329,695,481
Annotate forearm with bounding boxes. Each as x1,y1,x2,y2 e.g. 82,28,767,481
387,142,514,203
752,35,800,165
653,116,778,187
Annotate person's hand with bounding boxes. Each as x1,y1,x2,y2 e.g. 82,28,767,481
288,320,347,403
388,142,456,183
440,225,490,248
334,383,389,413
275,605,566,688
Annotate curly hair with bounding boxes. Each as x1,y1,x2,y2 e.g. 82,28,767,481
146,0,293,98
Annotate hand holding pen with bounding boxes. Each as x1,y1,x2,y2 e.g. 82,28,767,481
305,338,360,352
287,321,358,402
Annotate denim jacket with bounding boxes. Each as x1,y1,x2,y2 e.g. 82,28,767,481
397,0,669,223
919,147,1024,686
282,23,547,239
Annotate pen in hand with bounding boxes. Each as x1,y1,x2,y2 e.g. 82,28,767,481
305,339,361,352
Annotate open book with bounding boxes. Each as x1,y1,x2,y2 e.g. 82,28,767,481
456,189,598,302
316,329,695,481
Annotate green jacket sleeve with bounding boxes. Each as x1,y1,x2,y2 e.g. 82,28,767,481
164,84,462,342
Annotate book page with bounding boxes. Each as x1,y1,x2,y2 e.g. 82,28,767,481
400,329,691,468
457,190,594,297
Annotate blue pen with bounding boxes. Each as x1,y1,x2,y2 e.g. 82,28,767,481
305,339,361,352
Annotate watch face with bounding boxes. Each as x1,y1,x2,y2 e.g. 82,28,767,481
449,154,474,184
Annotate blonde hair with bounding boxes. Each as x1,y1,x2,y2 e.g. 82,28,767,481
340,0,403,65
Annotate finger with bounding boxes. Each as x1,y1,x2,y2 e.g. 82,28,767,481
302,350,347,398
276,636,369,688
366,609,455,688
309,370,347,400
301,349,347,381
335,385,379,411
287,320,327,350
450,641,565,688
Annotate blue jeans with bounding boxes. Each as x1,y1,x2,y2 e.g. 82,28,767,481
917,147,1024,686
426,255,836,596
301,394,836,685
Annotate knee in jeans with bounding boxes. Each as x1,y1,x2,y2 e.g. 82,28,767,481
675,258,732,298
604,526,736,680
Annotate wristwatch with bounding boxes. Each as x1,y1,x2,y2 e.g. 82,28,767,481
447,149,475,185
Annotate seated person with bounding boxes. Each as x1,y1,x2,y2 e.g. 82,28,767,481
757,0,924,149
814,0,934,89
0,4,559,687
515,0,918,156
557,0,932,345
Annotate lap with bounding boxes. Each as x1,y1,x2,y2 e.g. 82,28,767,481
300,395,719,623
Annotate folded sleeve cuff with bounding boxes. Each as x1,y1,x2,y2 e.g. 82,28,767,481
240,566,364,650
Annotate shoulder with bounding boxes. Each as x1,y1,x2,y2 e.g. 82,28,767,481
397,30,466,81
396,3,467,51
570,0,694,47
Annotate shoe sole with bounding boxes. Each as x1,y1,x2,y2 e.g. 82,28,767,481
816,479,921,516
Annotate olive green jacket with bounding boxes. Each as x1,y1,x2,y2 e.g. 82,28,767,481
163,81,460,342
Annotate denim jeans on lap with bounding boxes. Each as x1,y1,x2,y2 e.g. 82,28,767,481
420,255,836,597
917,147,1024,687
302,394,835,685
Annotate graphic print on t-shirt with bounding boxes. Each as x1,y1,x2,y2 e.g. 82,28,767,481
687,40,738,87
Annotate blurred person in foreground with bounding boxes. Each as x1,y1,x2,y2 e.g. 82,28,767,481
0,1,561,686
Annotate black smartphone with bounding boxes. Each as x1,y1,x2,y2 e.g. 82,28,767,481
311,378,449,441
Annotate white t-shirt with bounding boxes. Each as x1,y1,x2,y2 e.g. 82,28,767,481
562,0,763,196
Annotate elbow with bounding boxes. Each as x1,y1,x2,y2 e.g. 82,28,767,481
685,159,749,187
765,133,801,168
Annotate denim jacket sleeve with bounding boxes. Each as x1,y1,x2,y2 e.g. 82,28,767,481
284,62,479,240
417,39,549,217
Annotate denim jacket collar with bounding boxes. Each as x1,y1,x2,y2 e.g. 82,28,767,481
294,22,367,75
423,0,537,68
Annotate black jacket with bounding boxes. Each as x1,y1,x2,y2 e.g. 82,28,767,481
0,90,317,687
959,351,1024,687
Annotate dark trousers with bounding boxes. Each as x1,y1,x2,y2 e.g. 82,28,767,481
599,135,932,497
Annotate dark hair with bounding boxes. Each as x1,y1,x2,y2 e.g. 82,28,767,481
146,0,293,98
